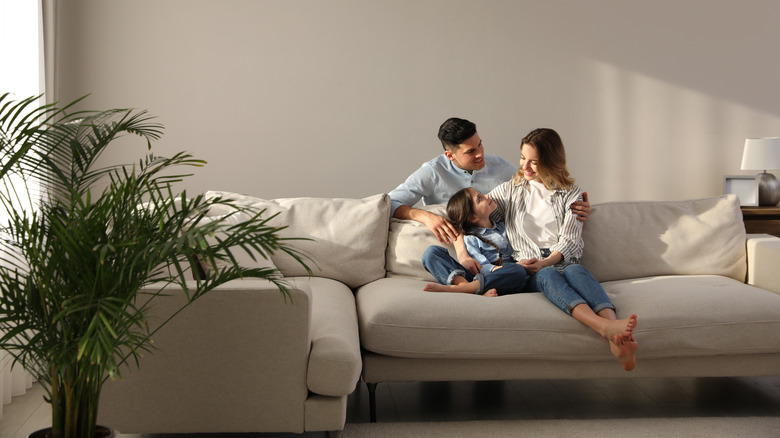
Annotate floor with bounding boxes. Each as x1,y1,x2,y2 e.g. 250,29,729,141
2,376,780,437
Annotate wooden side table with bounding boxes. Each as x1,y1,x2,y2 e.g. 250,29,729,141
740,206,780,238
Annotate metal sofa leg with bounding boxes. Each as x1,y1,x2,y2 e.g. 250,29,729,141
367,381,378,422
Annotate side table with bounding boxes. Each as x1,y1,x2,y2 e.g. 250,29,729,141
740,206,780,238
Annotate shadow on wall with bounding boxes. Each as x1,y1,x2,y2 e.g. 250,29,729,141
547,1,780,118
569,58,780,204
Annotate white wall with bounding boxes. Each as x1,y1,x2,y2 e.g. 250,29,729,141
55,0,780,204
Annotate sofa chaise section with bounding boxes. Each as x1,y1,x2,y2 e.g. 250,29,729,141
100,193,392,433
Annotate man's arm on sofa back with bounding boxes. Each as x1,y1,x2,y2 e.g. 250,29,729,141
746,234,780,295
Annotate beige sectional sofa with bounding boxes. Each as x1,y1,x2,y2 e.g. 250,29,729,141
99,192,780,433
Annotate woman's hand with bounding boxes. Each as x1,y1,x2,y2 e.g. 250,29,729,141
517,258,544,275
518,251,563,274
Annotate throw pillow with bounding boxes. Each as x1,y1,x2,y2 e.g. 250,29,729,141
204,191,390,288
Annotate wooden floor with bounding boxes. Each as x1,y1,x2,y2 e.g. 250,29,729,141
3,376,780,437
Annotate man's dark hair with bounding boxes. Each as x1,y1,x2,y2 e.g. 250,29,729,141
438,117,477,151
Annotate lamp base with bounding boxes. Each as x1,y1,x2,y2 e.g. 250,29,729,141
757,172,780,206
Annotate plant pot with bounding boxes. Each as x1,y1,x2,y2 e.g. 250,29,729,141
27,425,119,438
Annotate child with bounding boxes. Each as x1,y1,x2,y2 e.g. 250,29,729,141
487,128,638,371
422,187,529,297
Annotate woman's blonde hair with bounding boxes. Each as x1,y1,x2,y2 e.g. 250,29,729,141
512,128,575,190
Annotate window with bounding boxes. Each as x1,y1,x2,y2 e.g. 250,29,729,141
1,0,42,101
1,0,43,412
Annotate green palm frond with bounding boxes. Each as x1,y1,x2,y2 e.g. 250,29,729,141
0,94,310,438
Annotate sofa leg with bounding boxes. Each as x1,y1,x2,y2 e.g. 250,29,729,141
366,381,378,423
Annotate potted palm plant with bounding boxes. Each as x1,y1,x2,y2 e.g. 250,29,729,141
0,94,309,438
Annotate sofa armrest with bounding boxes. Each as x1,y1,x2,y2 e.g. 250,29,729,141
746,234,780,295
302,277,362,397
99,278,313,434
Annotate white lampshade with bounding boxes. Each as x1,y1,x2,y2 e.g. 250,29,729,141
741,137,780,171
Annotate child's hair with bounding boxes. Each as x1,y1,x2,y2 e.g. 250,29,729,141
512,128,575,190
446,188,503,265
446,188,475,235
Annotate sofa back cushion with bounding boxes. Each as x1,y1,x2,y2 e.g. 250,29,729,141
580,194,746,282
385,204,448,281
385,195,747,283
205,192,390,288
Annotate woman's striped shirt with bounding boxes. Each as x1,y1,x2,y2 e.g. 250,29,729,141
488,179,585,267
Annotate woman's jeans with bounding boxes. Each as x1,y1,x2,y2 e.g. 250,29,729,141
527,263,615,315
422,245,528,295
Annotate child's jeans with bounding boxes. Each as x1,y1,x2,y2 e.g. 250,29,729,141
422,245,529,295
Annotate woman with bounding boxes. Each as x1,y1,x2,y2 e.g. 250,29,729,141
489,128,638,371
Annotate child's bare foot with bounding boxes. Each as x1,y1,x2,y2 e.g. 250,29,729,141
423,283,450,292
610,333,638,371
483,288,498,297
423,281,480,294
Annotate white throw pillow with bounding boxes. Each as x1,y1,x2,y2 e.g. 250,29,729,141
385,203,449,281
580,195,746,282
205,191,390,288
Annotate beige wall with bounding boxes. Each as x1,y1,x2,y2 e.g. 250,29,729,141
55,0,780,203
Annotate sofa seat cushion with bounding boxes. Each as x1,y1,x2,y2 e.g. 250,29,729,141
600,275,780,359
356,276,780,361
290,277,362,397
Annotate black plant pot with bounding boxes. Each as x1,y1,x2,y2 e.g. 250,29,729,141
27,425,118,438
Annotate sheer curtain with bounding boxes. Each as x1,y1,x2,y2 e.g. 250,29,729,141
0,0,55,419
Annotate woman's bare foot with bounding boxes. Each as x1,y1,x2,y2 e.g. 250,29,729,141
610,333,638,371
601,314,637,342
627,314,638,331
483,288,498,297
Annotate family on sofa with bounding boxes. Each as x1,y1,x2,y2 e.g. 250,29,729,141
99,117,780,434
389,118,639,371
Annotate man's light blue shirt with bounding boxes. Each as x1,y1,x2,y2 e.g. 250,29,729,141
389,154,517,216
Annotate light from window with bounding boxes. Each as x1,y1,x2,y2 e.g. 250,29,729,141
1,0,41,100
1,0,42,222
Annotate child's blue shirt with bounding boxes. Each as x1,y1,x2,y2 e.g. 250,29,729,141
464,221,515,276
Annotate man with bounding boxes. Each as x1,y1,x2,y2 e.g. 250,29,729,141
389,117,590,275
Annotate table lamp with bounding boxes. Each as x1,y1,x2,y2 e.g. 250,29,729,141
741,137,780,206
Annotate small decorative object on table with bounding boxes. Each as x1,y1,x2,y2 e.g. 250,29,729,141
724,175,759,206
740,137,780,206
